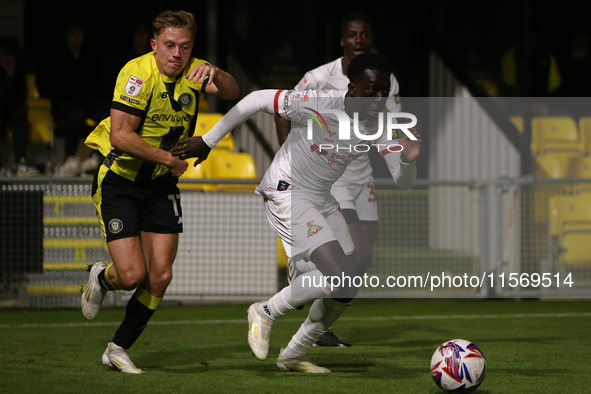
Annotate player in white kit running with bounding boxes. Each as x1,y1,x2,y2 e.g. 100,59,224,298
173,53,421,373
274,13,402,347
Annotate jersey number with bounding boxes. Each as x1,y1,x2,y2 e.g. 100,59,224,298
168,194,182,224
367,184,376,203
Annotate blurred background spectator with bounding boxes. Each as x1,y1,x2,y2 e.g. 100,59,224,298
106,22,153,82
2,0,589,179
501,34,562,98
126,23,153,61
36,21,109,176
0,37,39,176
555,31,591,97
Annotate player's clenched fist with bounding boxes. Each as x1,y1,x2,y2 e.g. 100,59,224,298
168,156,189,177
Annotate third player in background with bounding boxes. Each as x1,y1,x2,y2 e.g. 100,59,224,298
274,13,403,347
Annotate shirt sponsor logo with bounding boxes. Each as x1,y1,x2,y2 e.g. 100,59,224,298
291,92,309,102
125,75,144,97
151,113,191,122
120,95,140,105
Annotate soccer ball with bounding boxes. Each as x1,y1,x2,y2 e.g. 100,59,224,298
430,339,486,393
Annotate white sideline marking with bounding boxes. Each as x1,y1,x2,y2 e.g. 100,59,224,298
1,312,590,329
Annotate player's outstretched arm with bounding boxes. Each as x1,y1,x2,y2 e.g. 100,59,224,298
185,63,239,100
173,90,281,163
381,130,422,190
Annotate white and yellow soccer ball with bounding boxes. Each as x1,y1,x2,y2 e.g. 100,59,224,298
430,339,486,393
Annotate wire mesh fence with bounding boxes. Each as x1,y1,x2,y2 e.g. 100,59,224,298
0,177,590,308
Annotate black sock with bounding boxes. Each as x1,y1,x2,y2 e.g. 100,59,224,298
97,269,115,291
112,295,156,349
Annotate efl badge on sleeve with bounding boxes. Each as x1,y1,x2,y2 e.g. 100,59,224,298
125,76,145,97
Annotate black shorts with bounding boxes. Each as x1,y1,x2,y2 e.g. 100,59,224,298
92,168,183,242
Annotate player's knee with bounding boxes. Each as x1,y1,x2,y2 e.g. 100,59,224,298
150,270,173,291
118,271,145,290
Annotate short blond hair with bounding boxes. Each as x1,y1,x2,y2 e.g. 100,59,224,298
152,10,197,38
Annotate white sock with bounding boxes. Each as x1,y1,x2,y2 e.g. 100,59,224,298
260,270,335,320
282,298,349,359
294,259,317,275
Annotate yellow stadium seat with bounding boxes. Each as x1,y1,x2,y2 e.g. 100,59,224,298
570,156,591,194
510,116,523,133
531,116,583,155
182,159,205,178
532,151,581,178
561,233,591,266
201,150,257,192
178,159,212,192
579,117,591,155
475,78,499,97
549,195,591,266
571,156,591,178
532,183,572,224
198,97,210,113
194,113,222,136
194,113,235,151
549,195,591,236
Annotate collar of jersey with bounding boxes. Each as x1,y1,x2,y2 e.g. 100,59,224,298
161,74,180,83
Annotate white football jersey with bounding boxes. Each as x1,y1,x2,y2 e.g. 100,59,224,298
259,89,404,194
295,57,402,185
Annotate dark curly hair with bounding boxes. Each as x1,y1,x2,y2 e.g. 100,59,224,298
339,13,374,35
347,52,392,83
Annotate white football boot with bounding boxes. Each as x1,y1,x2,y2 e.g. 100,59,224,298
276,348,331,373
247,301,274,360
102,342,144,374
81,261,108,320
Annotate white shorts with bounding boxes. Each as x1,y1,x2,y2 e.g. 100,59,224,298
330,180,378,222
258,188,354,261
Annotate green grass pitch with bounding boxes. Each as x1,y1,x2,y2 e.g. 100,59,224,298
2,299,591,393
